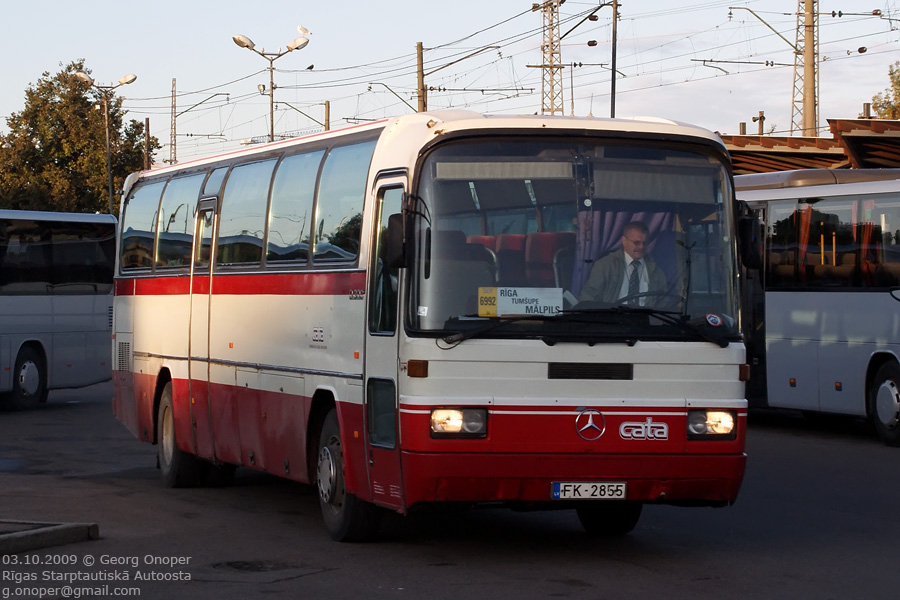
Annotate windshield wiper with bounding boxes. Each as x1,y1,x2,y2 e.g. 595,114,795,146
441,314,558,346
563,305,731,348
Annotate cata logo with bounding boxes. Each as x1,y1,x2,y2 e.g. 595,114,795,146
619,417,669,441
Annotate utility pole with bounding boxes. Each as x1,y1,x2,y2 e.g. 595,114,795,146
752,111,766,135
791,0,819,136
533,0,566,115
144,118,151,170
169,79,177,164
729,5,819,136
417,42,426,112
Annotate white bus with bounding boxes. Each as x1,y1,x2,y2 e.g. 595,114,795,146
737,169,900,445
113,110,749,541
0,210,116,410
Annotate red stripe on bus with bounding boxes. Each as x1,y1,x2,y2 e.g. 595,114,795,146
115,271,366,296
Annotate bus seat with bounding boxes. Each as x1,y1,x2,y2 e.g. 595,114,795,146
769,252,795,285
431,229,496,318
877,262,900,286
554,244,575,289
466,234,498,274
829,253,856,285
467,235,496,250
525,232,575,287
495,233,526,286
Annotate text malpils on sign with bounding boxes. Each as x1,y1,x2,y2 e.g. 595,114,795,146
477,287,563,317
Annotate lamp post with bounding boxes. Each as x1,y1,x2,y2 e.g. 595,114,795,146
233,27,310,142
75,71,137,215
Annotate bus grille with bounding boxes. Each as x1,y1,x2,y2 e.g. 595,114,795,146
108,306,114,330
548,362,633,380
117,342,131,373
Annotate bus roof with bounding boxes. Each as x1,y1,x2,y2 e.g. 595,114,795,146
734,168,900,192
0,209,117,224
133,110,726,179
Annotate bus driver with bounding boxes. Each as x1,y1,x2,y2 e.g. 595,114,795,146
577,221,667,306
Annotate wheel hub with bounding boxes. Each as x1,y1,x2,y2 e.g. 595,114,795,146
160,407,174,465
317,446,337,504
18,360,40,397
875,379,900,430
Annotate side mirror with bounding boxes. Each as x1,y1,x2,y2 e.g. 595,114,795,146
384,213,407,269
738,215,763,270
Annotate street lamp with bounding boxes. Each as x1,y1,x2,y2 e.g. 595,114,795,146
75,71,137,214
233,26,311,142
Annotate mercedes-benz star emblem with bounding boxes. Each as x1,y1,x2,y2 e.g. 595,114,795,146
575,409,606,441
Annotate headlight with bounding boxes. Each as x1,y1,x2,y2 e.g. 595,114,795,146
431,408,488,438
687,410,737,440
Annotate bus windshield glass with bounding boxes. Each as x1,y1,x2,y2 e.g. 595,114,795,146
410,138,739,343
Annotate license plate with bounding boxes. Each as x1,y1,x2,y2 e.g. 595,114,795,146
552,482,627,500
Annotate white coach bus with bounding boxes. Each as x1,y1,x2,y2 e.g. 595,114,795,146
113,110,750,541
737,168,900,446
0,210,115,409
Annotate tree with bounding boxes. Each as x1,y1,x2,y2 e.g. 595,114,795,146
872,60,900,119
0,60,159,214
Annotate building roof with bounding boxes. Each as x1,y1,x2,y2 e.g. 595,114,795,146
718,118,900,174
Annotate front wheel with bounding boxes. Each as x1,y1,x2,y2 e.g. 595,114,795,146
869,361,900,446
157,382,202,487
576,502,643,536
4,346,47,410
316,408,382,542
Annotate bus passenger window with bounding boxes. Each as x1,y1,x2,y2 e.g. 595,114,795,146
267,150,324,263
217,160,276,267
314,140,377,263
156,174,204,269
121,181,165,271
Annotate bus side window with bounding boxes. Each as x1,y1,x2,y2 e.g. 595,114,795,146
369,187,403,334
267,150,324,264
314,140,377,263
156,174,204,269
216,160,276,267
121,181,165,271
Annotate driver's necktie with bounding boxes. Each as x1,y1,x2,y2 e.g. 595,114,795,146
628,260,641,304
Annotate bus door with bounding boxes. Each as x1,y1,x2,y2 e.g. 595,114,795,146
363,182,405,510
188,198,217,461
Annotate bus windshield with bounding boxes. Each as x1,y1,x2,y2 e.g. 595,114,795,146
409,138,739,343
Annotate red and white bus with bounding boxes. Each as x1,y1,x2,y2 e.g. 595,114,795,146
113,110,749,541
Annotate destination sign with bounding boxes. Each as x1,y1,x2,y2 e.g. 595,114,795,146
477,287,563,317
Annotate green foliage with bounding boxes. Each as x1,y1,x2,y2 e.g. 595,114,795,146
872,61,900,119
0,60,160,214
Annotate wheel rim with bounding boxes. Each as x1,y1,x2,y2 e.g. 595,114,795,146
317,432,346,512
317,444,337,505
875,379,900,430
160,406,175,466
17,360,40,397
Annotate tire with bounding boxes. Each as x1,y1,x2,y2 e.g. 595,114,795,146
868,361,900,447
157,382,202,487
5,346,47,410
316,408,382,542
576,502,643,536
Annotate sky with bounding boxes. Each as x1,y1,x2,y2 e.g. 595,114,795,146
2,0,898,163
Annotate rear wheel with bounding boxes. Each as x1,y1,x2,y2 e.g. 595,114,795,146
576,502,643,536
869,361,900,446
4,346,47,410
316,408,382,542
157,382,202,487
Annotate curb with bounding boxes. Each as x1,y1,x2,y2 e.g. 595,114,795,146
0,520,100,555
